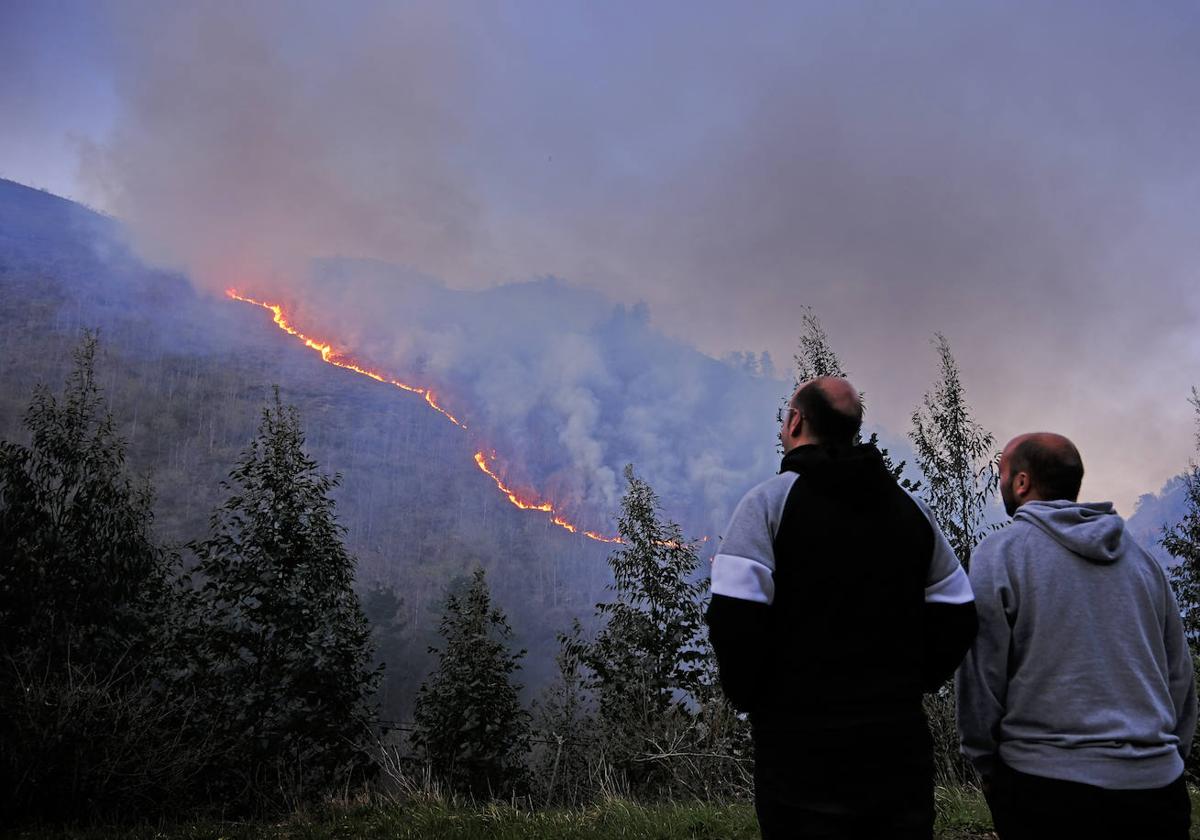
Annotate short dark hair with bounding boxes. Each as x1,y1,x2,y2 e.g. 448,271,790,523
1009,436,1084,501
792,381,863,445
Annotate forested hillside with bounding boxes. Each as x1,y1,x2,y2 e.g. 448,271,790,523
0,178,624,713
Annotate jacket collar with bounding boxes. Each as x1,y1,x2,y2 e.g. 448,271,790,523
779,442,881,474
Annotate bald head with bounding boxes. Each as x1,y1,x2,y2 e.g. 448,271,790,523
787,376,864,446
999,432,1085,515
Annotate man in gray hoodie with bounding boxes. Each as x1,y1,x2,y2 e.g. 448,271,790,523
958,432,1196,839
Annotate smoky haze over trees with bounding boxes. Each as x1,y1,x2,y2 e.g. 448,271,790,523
0,177,752,710
0,179,769,818
278,260,783,533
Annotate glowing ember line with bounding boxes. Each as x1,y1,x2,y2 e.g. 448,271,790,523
226,290,465,428
228,288,630,543
473,451,625,543
473,451,554,512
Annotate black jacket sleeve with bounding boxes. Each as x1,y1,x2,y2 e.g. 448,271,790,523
922,600,978,692
706,593,771,712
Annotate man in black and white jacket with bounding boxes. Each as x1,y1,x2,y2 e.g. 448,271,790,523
706,377,977,840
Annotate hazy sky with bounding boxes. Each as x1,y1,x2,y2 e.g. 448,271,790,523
3,0,1198,514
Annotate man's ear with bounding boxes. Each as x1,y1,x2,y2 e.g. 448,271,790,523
1014,471,1032,499
789,410,803,441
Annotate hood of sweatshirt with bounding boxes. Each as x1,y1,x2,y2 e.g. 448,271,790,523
1013,500,1127,564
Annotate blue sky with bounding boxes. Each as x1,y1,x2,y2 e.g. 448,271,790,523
2,0,1199,514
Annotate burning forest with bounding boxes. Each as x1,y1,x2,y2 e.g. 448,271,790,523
228,288,627,543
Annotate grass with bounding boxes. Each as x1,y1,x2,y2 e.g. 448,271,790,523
10,786,1200,839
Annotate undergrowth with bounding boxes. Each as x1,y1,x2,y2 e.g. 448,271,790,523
15,787,1200,839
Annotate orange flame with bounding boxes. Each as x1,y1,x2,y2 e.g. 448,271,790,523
473,451,554,512
472,451,625,543
226,290,466,429
227,288,636,543
470,452,706,548
226,290,711,548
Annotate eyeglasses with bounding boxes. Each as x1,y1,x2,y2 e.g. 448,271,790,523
776,404,799,423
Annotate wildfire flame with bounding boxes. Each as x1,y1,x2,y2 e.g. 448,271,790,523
473,451,624,543
227,288,632,544
226,290,465,429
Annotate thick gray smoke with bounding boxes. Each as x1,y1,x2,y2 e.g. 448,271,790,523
80,2,495,290
283,259,784,534
70,0,1200,513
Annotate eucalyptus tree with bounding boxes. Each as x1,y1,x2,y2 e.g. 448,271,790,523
573,465,709,793
909,334,998,571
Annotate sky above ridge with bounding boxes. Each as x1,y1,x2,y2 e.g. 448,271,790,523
2,0,1198,516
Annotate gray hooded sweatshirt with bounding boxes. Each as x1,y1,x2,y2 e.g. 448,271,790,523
957,500,1196,789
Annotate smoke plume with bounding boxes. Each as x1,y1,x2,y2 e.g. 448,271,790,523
67,0,1200,514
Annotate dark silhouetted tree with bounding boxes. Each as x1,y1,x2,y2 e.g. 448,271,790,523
792,306,846,385
0,332,191,820
192,389,377,806
412,566,530,797
910,334,998,571
1165,388,1200,652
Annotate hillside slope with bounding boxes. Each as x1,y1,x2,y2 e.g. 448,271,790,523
0,179,623,710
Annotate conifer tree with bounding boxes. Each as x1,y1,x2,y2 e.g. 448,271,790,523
412,566,531,797
1164,389,1200,652
909,334,998,571
192,389,377,803
576,465,707,792
0,332,188,819
0,332,174,671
